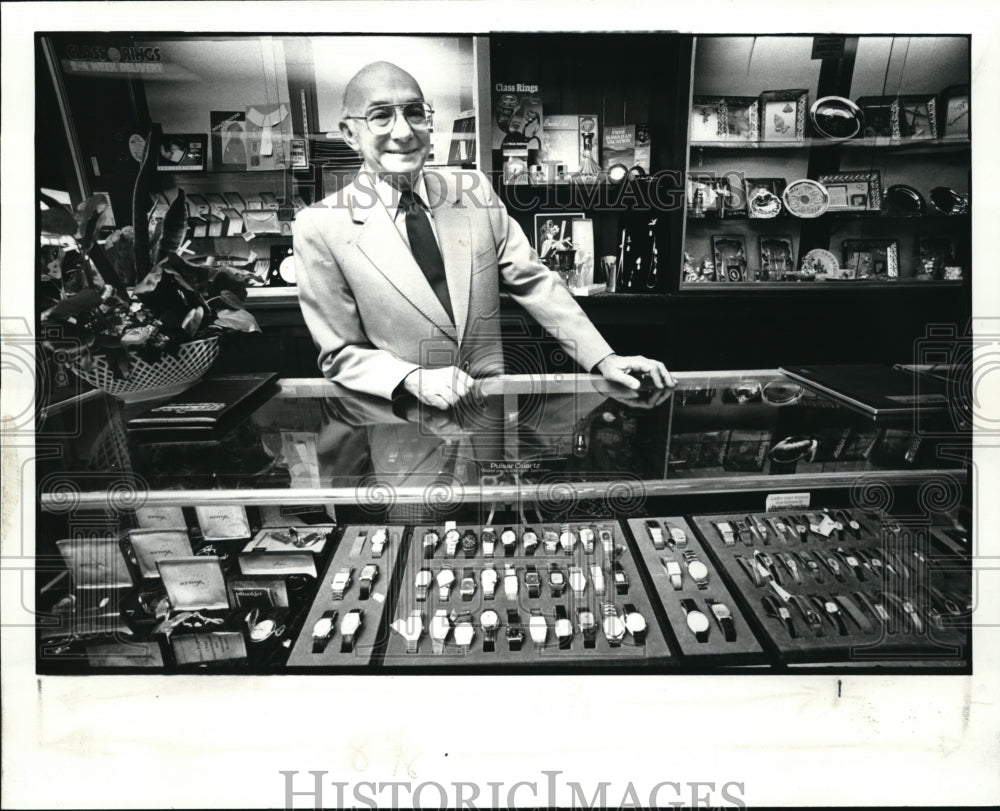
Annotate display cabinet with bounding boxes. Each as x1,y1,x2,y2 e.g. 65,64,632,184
35,371,971,673
682,35,970,288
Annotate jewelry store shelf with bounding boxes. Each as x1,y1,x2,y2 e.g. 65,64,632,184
679,280,966,292
690,138,970,154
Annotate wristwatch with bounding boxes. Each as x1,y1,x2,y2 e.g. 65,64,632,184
789,595,824,637
529,609,548,647
577,608,597,648
775,552,801,584
506,608,525,651
810,595,848,636
350,529,368,558
792,515,811,542
660,557,683,590
833,594,874,634
826,510,845,541
854,590,890,627
782,517,802,542
422,530,439,559
339,608,363,653
358,564,379,599
704,598,736,642
579,526,596,555
415,568,433,602
542,529,560,555
754,550,782,586
668,525,688,548
762,595,797,638
613,562,629,595
589,564,606,596
623,603,647,645
734,520,754,546
559,523,578,555
835,509,863,539
734,554,762,586
548,564,566,597
598,527,615,558
524,564,541,599
481,566,498,600
767,517,790,543
461,530,478,559
522,528,538,556
311,609,338,653
331,567,353,600
568,566,587,600
444,522,461,557
821,554,846,582
436,565,455,601
430,609,451,654
391,609,424,654
554,604,574,649
459,568,477,601
795,550,825,584
682,550,709,589
480,609,500,652
501,526,518,557
370,527,388,558
645,519,665,550
601,603,625,647
503,565,518,600
481,526,497,558
835,547,865,581
748,514,770,544
715,521,736,546
882,591,924,633
452,610,475,652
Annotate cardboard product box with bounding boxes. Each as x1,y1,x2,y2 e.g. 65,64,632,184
128,528,194,579
236,525,334,577
541,114,581,174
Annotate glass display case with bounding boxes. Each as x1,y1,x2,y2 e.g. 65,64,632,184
35,371,971,673
682,35,970,288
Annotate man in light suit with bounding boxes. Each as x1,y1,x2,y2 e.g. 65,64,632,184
295,61,673,410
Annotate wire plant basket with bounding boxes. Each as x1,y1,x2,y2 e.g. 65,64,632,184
71,335,220,402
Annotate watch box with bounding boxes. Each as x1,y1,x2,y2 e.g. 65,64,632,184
237,525,332,576
56,537,134,589
134,505,187,529
172,631,247,666
158,556,230,612
128,528,194,578
194,505,252,541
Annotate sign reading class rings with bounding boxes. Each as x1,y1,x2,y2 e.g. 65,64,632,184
65,44,162,63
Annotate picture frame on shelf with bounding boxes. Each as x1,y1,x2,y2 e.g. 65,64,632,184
686,173,724,218
758,235,795,280
724,97,759,141
916,236,957,279
758,89,807,142
534,213,585,267
841,238,899,279
690,96,727,142
720,173,748,217
940,84,970,139
818,170,882,212
711,234,749,282
744,177,787,218
898,94,938,140
855,96,900,143
157,134,207,172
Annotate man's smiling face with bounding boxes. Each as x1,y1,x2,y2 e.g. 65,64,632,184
340,62,432,181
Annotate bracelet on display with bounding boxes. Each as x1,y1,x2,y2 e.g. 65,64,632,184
481,526,497,558
481,565,498,600
559,523,577,555
660,556,683,590
452,610,475,653
430,609,451,654
444,523,461,558
580,526,596,555
331,567,353,600
370,526,388,558
646,519,665,550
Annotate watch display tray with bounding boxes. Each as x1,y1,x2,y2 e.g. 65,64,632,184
286,525,405,667
690,510,970,664
382,522,671,667
626,517,765,662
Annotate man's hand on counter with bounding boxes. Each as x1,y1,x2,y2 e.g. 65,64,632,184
401,366,475,410
596,354,676,390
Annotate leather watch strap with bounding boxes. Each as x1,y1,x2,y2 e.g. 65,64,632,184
624,603,647,645
681,598,711,643
506,609,523,652
350,530,368,558
704,598,736,642
555,604,572,650
526,564,540,599
311,609,337,654
834,594,874,634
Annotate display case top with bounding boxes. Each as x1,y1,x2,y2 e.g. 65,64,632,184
38,371,968,509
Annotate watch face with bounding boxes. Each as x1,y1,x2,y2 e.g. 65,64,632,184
625,613,646,633
712,604,732,620
688,561,709,581
522,531,537,543
445,530,460,543
603,616,625,638
430,616,450,639
550,572,565,586
579,611,595,628
686,611,710,634
461,577,475,591
423,532,439,544
482,569,497,584
437,570,455,586
555,619,573,637
480,610,499,629
313,618,332,638
416,571,432,586
454,625,474,644
501,531,516,544
250,618,275,641
341,615,361,634
614,571,627,584
361,565,377,579
579,529,594,542
525,573,541,586
570,573,585,589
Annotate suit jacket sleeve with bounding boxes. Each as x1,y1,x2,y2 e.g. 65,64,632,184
294,207,420,400
478,172,615,372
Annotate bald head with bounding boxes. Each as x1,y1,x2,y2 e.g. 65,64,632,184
341,61,424,118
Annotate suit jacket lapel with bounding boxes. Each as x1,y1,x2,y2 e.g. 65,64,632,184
424,171,472,344
350,177,458,343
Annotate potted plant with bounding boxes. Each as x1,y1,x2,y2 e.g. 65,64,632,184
39,124,261,401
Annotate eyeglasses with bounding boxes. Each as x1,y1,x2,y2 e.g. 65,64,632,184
345,102,434,135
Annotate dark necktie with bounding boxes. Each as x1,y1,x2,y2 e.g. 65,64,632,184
399,189,454,324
